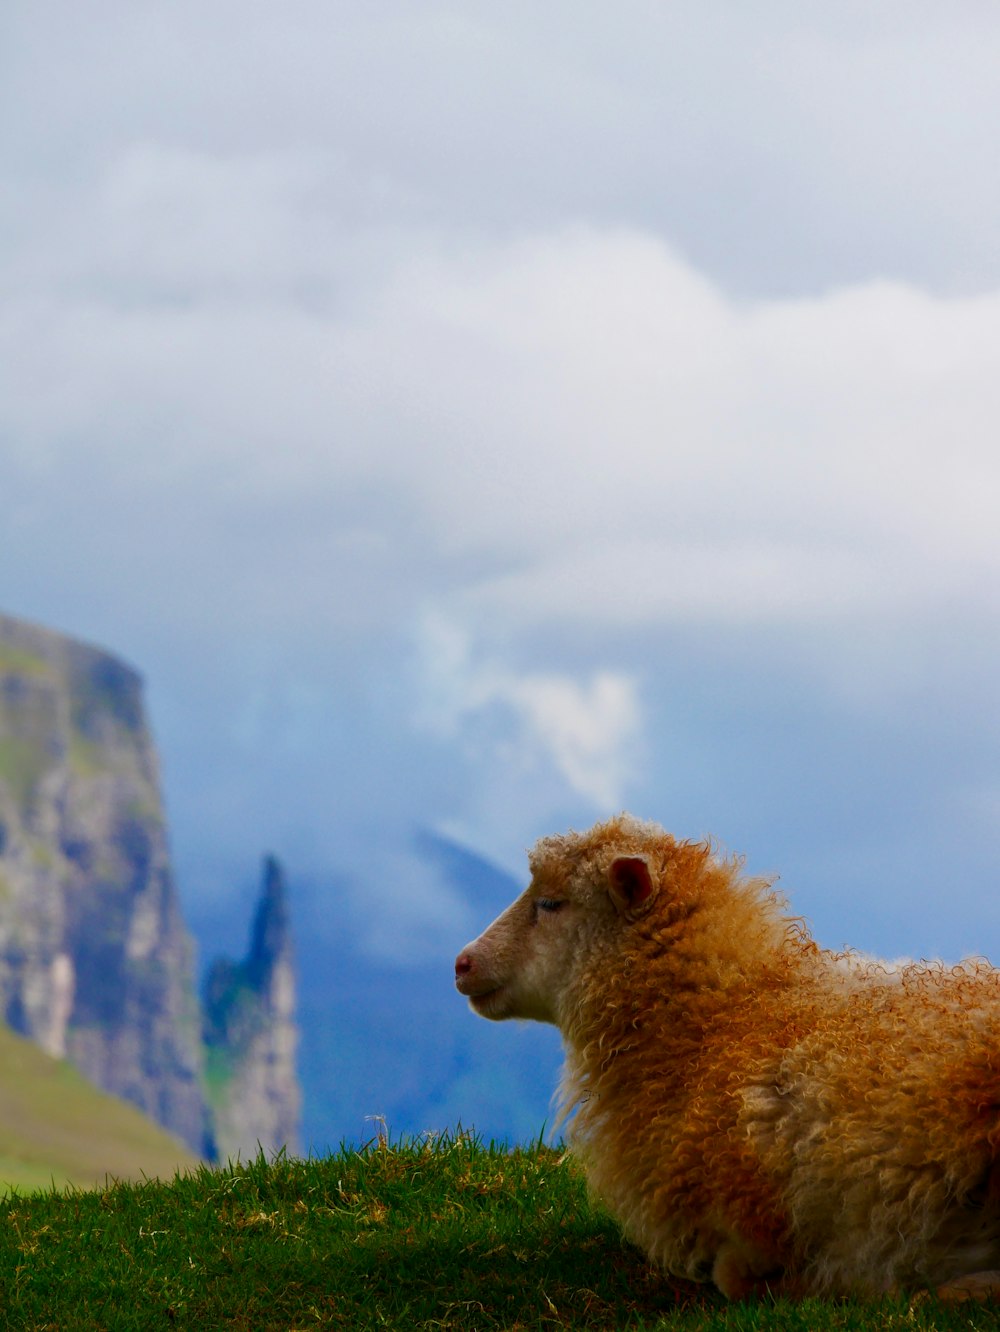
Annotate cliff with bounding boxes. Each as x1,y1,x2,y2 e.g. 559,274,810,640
0,612,301,1160
203,856,301,1161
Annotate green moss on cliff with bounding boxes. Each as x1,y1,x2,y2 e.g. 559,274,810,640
0,643,52,679
0,738,52,804
28,839,56,870
203,1044,237,1105
66,734,105,779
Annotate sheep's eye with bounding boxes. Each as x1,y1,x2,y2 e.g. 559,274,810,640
536,898,565,915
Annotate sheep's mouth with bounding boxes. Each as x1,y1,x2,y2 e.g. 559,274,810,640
455,973,500,999
467,985,506,1016
455,972,509,1017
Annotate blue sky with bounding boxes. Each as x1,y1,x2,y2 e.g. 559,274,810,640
3,1,1000,967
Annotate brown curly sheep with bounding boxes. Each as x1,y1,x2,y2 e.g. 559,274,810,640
454,813,1000,1301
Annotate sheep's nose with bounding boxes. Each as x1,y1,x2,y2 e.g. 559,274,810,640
455,951,474,978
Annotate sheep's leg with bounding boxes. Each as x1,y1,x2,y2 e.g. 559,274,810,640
935,1270,1000,1303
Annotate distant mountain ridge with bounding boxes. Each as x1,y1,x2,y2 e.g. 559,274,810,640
0,612,301,1160
294,829,563,1151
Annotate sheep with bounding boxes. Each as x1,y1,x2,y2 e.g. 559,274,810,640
454,813,1000,1301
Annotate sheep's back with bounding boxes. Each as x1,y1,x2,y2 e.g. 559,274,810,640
742,961,1000,1291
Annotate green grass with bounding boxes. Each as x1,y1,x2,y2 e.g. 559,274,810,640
0,1134,996,1331
0,1025,199,1194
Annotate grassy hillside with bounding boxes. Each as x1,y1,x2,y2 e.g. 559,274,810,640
0,1025,199,1192
0,1133,995,1330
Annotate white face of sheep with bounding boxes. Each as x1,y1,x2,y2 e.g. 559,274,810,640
454,853,656,1029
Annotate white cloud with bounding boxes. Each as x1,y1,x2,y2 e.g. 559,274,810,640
5,220,1000,667
353,232,1000,647
498,671,640,809
416,615,641,810
461,539,887,628
7,1,1000,297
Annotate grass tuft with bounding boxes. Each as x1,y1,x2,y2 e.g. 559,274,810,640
0,1132,994,1330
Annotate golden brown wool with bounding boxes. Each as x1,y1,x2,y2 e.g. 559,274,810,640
455,814,1000,1300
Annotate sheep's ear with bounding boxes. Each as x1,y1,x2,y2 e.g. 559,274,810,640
608,855,657,920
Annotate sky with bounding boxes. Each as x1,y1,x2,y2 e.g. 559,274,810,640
3,1,1000,967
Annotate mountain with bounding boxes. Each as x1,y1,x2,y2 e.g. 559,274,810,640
294,831,564,1152
0,612,301,1160
0,609,556,1158
203,856,300,1161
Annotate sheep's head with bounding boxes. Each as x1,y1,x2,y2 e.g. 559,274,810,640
454,816,664,1030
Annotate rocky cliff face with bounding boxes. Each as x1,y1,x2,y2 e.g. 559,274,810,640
203,856,301,1161
0,612,301,1160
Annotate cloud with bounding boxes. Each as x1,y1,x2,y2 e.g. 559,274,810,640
347,231,1000,659
7,1,1000,298
6,219,1000,693
416,615,641,810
